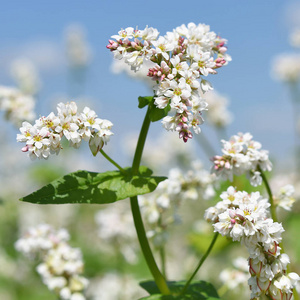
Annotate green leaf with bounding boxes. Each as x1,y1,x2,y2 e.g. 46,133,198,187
139,280,220,300
20,166,167,205
138,96,153,108
137,95,171,122
149,102,171,122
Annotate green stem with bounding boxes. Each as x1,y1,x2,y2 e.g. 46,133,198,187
100,149,126,174
160,246,167,279
130,104,170,295
180,232,219,296
258,166,278,223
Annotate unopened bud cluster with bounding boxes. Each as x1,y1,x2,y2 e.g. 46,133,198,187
211,132,272,186
17,101,113,159
107,23,231,142
15,224,88,300
205,187,299,300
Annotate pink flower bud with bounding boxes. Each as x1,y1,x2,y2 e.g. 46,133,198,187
219,47,227,54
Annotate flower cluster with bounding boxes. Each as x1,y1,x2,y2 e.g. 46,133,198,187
15,224,88,300
205,187,300,300
211,132,272,186
271,53,300,83
274,184,296,211
107,23,231,142
17,101,113,160
0,85,36,126
219,257,249,292
95,203,138,264
139,161,216,246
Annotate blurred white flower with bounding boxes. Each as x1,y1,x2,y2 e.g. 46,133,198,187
16,224,88,300
87,273,145,300
290,28,300,48
65,24,91,68
10,58,41,95
140,160,216,246
0,85,36,126
219,257,249,290
204,90,233,128
95,202,138,264
274,184,296,211
271,53,300,83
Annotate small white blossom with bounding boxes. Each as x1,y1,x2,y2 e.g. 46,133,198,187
271,53,300,83
10,58,41,95
16,224,88,300
0,86,36,126
205,187,299,299
17,101,113,159
212,132,272,186
107,23,230,142
65,24,91,68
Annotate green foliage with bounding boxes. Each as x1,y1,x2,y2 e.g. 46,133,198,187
139,280,220,300
29,163,66,185
20,166,167,205
188,232,231,255
138,96,153,108
138,96,171,122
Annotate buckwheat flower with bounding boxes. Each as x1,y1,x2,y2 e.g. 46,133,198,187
17,101,113,159
204,90,233,128
87,273,145,300
274,184,296,211
95,203,138,264
205,187,299,299
0,86,36,126
15,224,70,257
10,58,41,95
271,53,300,83
219,257,249,290
290,28,300,48
65,24,91,68
107,23,231,142
141,161,216,246
16,224,88,300
211,132,272,186
21,125,51,160
151,36,175,60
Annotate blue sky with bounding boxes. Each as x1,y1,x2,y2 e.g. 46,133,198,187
1,0,300,169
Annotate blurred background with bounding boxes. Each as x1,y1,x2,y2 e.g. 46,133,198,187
1,1,300,299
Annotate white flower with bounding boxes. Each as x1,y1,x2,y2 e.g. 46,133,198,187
17,101,113,159
0,86,36,126
206,186,299,299
65,24,91,68
212,132,272,186
16,224,88,300
107,23,231,142
271,53,300,83
10,58,40,95
204,90,233,128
